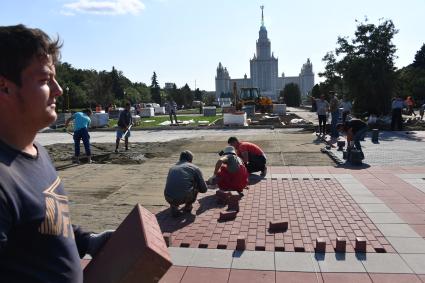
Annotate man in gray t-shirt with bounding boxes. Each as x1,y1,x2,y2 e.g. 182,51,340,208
164,151,208,217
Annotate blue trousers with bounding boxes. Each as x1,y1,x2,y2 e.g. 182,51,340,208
74,128,91,157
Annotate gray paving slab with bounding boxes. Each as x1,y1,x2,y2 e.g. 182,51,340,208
359,253,413,274
386,237,425,253
271,174,292,179
188,248,234,268
376,224,421,237
367,212,406,224
398,174,425,179
290,174,313,179
331,131,425,166
311,174,334,178
275,252,320,272
231,250,275,271
351,195,384,204
358,203,394,213
401,254,425,274
168,247,196,266
316,253,366,273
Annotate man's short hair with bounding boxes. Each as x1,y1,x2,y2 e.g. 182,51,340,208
227,136,239,144
179,150,193,162
0,24,62,86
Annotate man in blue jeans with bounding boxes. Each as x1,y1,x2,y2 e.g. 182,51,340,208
65,109,92,164
337,119,368,158
329,92,340,139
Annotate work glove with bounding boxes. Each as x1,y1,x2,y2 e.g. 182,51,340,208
87,230,114,257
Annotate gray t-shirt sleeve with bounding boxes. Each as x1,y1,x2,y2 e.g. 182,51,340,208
193,167,208,193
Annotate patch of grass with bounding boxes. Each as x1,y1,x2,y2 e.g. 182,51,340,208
108,114,222,128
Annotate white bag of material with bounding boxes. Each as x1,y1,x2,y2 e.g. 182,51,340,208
223,112,247,126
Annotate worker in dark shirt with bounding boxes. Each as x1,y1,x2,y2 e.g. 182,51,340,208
115,102,133,153
0,25,112,283
337,119,368,153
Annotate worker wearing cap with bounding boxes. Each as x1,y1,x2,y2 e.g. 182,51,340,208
210,146,248,193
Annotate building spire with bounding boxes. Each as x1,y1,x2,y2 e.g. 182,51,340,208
260,5,264,26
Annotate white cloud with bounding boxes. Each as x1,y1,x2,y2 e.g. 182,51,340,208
62,0,145,15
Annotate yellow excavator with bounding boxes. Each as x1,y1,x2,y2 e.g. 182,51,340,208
234,85,273,113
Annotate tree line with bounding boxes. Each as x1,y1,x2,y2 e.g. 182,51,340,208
55,64,214,111
311,18,425,116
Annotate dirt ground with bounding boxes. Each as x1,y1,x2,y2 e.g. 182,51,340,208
50,131,334,232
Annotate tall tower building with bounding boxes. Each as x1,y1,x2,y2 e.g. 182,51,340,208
215,6,314,101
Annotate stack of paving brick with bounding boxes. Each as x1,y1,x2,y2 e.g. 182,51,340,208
84,204,172,283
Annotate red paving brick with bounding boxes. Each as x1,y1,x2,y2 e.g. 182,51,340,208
228,269,275,283
180,267,230,283
156,178,392,253
276,271,323,283
369,273,422,283
321,273,372,283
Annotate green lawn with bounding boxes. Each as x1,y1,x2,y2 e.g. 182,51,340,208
108,114,222,128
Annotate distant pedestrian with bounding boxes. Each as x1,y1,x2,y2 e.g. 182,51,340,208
65,109,92,164
315,95,330,136
167,98,178,125
164,151,208,217
329,92,339,138
405,96,416,116
391,96,405,131
340,97,352,123
420,103,425,120
209,146,249,193
115,102,132,152
228,136,267,177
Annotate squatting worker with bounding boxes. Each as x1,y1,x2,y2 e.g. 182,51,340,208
65,108,92,164
337,119,368,158
115,102,132,153
0,24,113,282
227,136,267,177
164,151,208,217
210,146,248,194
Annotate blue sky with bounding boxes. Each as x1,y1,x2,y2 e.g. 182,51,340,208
1,0,424,91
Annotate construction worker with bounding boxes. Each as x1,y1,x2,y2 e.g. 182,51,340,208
0,24,112,283
228,136,267,177
337,120,368,159
209,146,248,194
115,102,132,153
164,151,208,217
65,108,92,164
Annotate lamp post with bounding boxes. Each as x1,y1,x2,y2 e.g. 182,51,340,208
66,86,70,112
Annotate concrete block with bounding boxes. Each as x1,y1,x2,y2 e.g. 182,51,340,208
219,210,237,221
236,236,246,251
315,238,326,253
269,220,289,232
84,204,172,283
336,237,346,253
355,237,367,252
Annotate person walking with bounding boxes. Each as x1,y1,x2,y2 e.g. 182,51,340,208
315,95,330,136
168,98,178,125
405,96,416,116
65,108,92,164
391,96,405,131
115,102,132,153
164,151,208,217
329,92,339,138
0,24,112,283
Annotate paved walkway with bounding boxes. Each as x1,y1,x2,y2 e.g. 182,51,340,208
156,166,425,282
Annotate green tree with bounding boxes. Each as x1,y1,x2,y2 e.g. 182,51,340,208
412,43,425,69
194,88,203,101
311,84,321,98
280,83,301,107
150,71,161,104
181,84,194,107
329,19,398,115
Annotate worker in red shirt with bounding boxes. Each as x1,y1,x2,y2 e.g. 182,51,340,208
228,136,267,177
209,146,248,193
